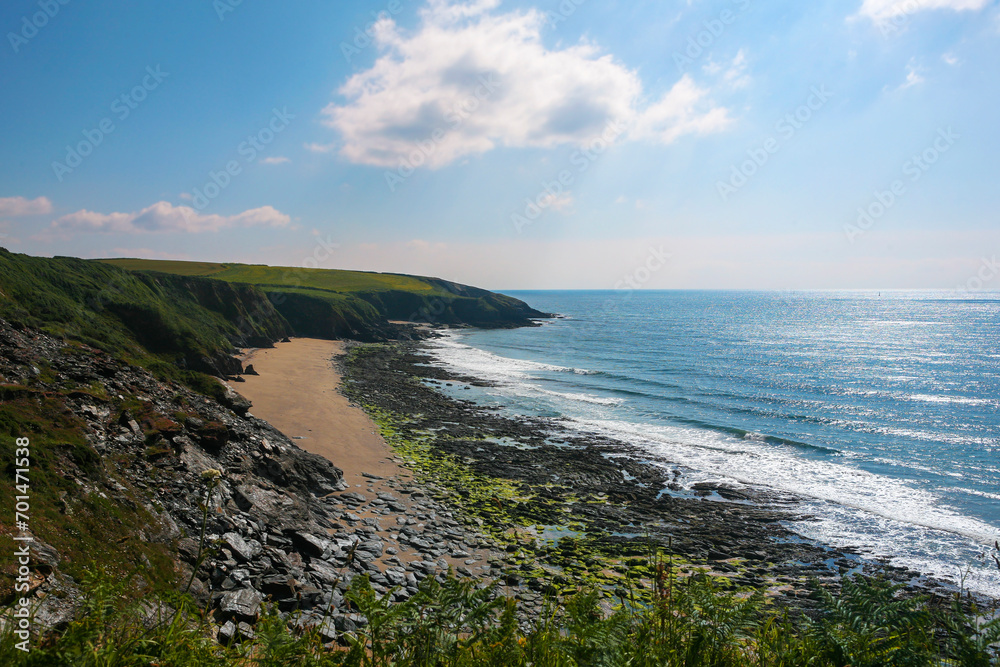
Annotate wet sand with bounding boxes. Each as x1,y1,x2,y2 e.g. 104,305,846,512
228,339,493,572
232,338,405,486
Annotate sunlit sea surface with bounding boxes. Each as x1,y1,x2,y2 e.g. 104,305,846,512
424,290,1000,597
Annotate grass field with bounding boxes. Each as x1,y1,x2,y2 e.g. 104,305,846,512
99,259,450,296
98,259,231,277
96,257,544,329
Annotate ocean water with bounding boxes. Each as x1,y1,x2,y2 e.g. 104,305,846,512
423,290,1000,597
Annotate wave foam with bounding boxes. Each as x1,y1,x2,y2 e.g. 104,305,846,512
426,333,596,380
572,418,1000,546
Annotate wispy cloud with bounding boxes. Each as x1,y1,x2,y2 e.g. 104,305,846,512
0,196,53,217
540,191,574,212
631,75,731,144
261,156,290,165
318,0,730,168
723,50,751,89
49,201,290,235
857,0,989,22
898,60,925,90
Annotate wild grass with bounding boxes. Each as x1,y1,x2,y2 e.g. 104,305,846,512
0,397,179,596
0,249,285,371
94,259,232,277
98,259,446,296
96,256,539,326
2,556,997,666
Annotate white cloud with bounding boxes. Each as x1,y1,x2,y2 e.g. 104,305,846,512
261,156,290,165
631,75,731,143
703,50,750,90
857,0,989,22
942,52,960,66
898,60,925,89
320,0,729,168
723,50,751,89
51,201,291,235
0,196,53,217
539,191,573,212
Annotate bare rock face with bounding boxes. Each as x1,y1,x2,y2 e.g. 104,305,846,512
223,533,254,562
220,383,252,415
219,588,262,623
0,316,355,643
243,364,259,376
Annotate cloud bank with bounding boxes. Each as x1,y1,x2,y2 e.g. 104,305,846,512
0,196,53,217
319,0,730,168
858,0,989,22
52,201,290,234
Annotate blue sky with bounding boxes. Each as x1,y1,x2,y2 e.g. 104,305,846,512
1,0,998,289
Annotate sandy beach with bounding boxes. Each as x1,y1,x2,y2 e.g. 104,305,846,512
228,338,494,572
233,338,405,486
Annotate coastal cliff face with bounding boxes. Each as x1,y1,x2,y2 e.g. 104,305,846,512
0,317,348,634
0,250,290,377
1,249,549,378
0,250,553,640
356,286,546,328
0,319,527,646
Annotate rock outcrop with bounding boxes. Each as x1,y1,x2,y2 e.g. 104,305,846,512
0,318,500,642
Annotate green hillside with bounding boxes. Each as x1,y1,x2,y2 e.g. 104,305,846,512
99,258,231,276
0,250,547,380
0,249,288,377
101,258,483,296
98,257,548,328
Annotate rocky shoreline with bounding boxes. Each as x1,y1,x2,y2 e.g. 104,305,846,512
2,315,987,648
339,338,974,611
0,320,506,642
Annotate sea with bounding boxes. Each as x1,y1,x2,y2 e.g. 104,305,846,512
422,290,1000,598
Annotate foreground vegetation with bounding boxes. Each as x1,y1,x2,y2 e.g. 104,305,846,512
2,562,998,666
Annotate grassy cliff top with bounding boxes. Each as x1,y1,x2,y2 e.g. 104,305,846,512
98,258,457,296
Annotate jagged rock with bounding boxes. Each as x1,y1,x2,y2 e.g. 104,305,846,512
217,619,254,645
218,620,237,645
244,364,259,376
358,539,384,557
307,559,341,585
292,532,329,558
260,575,299,599
314,618,339,642
219,588,262,622
29,572,82,633
332,613,367,633
220,384,252,416
222,532,253,562
177,537,201,563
